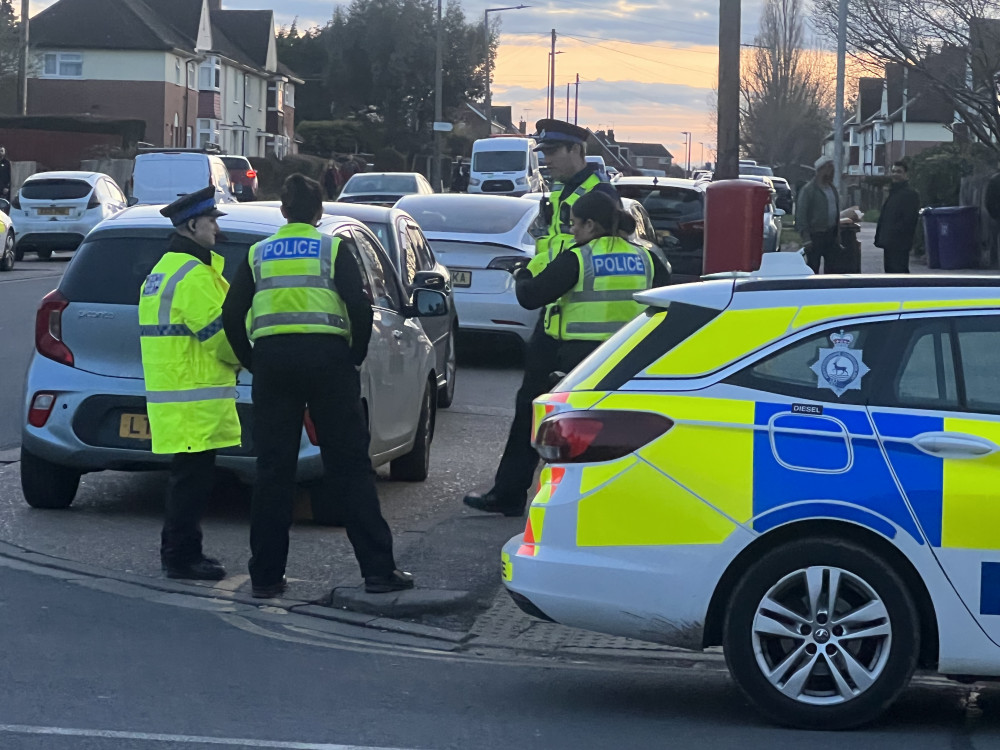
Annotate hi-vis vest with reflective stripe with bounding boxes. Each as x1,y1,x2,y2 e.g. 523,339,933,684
138,251,241,455
528,173,603,276
248,227,350,341
544,236,654,341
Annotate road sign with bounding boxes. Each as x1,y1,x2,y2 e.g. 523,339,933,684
433,122,453,132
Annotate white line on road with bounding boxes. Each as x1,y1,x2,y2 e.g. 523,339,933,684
0,724,419,750
0,273,64,284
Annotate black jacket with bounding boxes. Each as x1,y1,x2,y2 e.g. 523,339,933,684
874,181,920,250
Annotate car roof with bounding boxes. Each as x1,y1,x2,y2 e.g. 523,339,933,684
93,202,367,236
23,171,104,183
253,200,415,225
614,176,705,191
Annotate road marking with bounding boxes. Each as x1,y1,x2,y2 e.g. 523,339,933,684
0,273,63,284
0,724,417,749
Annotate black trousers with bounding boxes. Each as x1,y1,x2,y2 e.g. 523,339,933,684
882,244,911,273
805,228,843,274
493,323,599,504
249,335,396,586
161,450,216,566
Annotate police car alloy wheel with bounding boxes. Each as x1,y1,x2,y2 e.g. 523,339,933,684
0,230,14,271
723,538,919,730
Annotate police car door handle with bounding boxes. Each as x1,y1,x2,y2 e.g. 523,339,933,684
912,432,999,458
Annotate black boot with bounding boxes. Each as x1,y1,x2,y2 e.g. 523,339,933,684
364,569,415,594
162,556,226,581
462,488,525,517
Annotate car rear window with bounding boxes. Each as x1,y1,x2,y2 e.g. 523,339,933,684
221,156,252,170
21,179,93,200
346,175,416,194
402,199,535,235
615,185,703,223
473,150,526,172
60,229,268,305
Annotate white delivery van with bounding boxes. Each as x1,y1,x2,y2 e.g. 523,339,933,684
468,136,545,196
131,151,237,205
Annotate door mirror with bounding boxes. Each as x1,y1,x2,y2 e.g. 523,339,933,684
410,288,448,317
127,196,139,207
0,198,9,215
413,270,445,290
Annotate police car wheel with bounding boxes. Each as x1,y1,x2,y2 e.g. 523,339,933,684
20,446,81,509
723,538,919,730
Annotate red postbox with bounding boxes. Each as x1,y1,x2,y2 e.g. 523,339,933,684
702,179,773,275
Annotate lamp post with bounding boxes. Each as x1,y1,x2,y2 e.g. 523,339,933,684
681,131,691,175
18,0,29,116
483,4,529,132
432,0,444,191
699,141,706,169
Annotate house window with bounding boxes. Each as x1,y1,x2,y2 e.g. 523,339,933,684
874,125,886,144
197,118,219,148
849,128,859,146
635,156,644,167
285,84,295,108
175,58,182,84
42,52,83,78
199,57,221,91
187,62,196,90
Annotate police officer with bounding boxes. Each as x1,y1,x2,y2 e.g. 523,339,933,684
221,174,412,598
139,185,239,581
464,120,664,517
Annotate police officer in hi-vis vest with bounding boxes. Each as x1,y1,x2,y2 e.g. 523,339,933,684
464,120,657,517
222,174,412,599
139,185,239,581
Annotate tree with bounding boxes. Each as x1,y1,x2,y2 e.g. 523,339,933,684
812,0,1000,154
275,22,333,123
740,0,834,172
0,0,19,79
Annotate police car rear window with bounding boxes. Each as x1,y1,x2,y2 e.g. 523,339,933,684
59,229,268,305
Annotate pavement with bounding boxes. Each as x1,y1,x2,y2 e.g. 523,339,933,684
1,229,997,671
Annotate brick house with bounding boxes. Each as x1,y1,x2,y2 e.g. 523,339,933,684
27,0,300,157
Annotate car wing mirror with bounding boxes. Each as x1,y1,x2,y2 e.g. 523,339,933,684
0,198,9,215
412,270,446,290
409,288,448,318
127,196,139,207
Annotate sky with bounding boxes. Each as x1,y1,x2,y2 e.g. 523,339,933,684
29,0,778,166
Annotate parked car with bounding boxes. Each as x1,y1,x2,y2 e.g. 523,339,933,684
770,176,793,213
20,203,446,519
506,261,1000,729
740,163,774,177
337,172,434,207
8,171,128,260
0,198,15,271
396,193,540,344
614,176,706,283
220,155,258,202
259,200,460,408
763,191,784,253
131,150,237,206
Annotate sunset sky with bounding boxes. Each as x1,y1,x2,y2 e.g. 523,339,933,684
29,0,779,166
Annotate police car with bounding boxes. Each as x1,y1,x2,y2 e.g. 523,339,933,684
502,253,1000,729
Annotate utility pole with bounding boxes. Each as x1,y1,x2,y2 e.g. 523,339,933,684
549,29,556,119
574,73,579,125
715,0,740,180
18,0,29,116
432,0,444,191
833,0,848,193
565,82,570,120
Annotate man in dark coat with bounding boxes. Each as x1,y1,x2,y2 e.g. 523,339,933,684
874,161,920,273
0,146,11,199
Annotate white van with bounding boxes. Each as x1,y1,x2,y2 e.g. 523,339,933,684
468,137,544,196
131,151,237,205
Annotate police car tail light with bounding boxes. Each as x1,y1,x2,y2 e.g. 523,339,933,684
303,409,319,446
28,392,57,428
35,290,74,367
535,411,672,463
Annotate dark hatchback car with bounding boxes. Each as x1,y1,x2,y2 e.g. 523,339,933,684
221,155,258,202
614,177,705,283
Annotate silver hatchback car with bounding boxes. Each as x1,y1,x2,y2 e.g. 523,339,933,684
21,204,446,521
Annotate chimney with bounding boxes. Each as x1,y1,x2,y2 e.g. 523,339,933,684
607,129,615,142
518,119,526,134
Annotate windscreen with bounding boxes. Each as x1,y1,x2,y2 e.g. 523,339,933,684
221,156,251,170
346,175,415,193
21,179,93,200
740,165,774,176
616,186,703,223
473,151,526,173
60,230,267,304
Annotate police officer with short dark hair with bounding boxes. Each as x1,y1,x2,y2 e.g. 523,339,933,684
463,119,651,517
222,173,413,598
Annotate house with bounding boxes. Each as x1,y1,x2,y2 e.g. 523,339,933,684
453,103,523,142
593,129,672,172
27,0,301,157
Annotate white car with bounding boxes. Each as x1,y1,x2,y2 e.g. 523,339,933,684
0,198,15,271
20,203,446,524
396,193,540,343
338,172,434,207
9,171,128,260
131,151,237,206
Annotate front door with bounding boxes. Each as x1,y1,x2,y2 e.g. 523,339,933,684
868,311,1000,644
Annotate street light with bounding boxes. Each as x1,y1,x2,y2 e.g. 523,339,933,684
681,131,691,176
484,4,529,132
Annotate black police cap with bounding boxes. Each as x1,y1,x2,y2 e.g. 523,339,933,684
160,185,226,227
532,118,589,150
